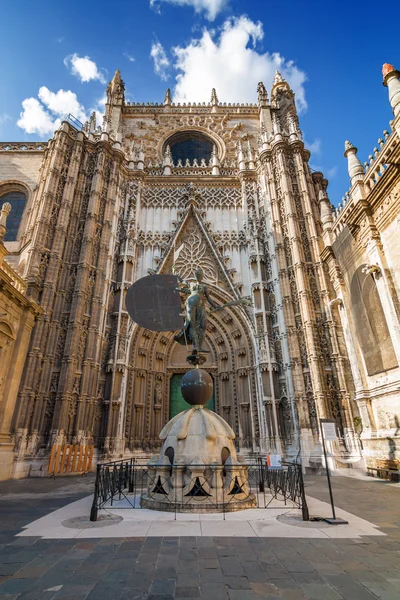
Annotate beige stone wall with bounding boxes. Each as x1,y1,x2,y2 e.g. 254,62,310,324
0,150,44,195
0,242,40,480
322,87,400,468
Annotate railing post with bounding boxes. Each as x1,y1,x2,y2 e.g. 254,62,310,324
258,457,265,493
298,464,309,521
129,458,134,493
90,464,101,522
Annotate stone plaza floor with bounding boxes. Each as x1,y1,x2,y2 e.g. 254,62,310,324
0,473,399,599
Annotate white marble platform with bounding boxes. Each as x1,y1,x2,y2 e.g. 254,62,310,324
17,493,385,540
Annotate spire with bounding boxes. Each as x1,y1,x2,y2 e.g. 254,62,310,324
164,88,172,107
318,189,333,227
257,82,268,106
110,69,125,101
271,70,294,108
344,140,364,185
273,71,284,85
89,111,96,133
382,63,400,117
211,88,219,112
0,202,11,243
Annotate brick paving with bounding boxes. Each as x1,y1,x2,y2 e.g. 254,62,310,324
0,474,399,599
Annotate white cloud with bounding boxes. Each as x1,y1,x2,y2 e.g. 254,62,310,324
304,138,321,155
171,16,307,112
64,53,106,84
150,42,170,81
124,52,135,63
17,87,87,137
38,87,86,122
17,98,60,136
150,0,226,20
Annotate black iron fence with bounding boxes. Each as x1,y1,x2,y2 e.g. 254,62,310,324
90,458,309,522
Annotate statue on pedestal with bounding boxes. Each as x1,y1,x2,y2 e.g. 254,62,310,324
173,266,252,355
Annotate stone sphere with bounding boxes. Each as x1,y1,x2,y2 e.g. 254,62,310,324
181,369,213,406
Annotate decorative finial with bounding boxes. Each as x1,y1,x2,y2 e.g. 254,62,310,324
273,71,284,85
211,88,219,106
344,140,364,184
382,63,395,78
0,202,11,243
89,111,96,133
109,69,125,101
382,62,400,117
164,88,172,106
257,82,268,105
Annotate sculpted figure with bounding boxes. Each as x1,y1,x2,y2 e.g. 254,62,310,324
173,266,252,353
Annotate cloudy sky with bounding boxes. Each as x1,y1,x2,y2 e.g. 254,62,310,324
1,0,399,203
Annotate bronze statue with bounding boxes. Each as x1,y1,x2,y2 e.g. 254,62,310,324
173,266,252,353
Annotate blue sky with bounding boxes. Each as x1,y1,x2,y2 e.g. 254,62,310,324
1,0,399,204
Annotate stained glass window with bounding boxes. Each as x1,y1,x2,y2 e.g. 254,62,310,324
0,191,27,241
168,132,213,164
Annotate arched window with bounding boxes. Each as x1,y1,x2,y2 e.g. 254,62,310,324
0,189,27,241
350,266,398,375
166,131,214,164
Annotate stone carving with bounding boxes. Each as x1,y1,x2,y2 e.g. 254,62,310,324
174,267,252,354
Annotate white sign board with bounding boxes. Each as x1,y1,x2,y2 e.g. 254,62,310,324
321,421,338,441
267,454,282,468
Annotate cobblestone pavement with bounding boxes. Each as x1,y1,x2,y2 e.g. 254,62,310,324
0,474,399,599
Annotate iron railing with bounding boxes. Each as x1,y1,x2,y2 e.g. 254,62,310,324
90,458,309,522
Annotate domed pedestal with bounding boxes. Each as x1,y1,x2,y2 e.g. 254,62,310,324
141,369,256,513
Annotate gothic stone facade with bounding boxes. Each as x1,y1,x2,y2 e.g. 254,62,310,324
0,66,398,478
320,64,400,469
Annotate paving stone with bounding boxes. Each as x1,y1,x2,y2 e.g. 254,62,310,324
121,590,148,600
0,577,37,593
334,584,380,599
149,578,176,595
219,557,243,576
53,583,95,600
199,558,219,569
281,561,316,574
175,586,201,597
280,590,308,600
0,563,21,576
300,583,343,599
224,575,251,589
177,572,200,587
250,582,280,596
200,583,229,599
199,568,225,583
13,565,50,578
177,560,199,573
227,591,269,600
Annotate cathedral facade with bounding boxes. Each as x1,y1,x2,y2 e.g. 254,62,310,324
0,65,399,479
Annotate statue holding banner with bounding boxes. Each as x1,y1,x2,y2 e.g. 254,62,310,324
173,266,252,354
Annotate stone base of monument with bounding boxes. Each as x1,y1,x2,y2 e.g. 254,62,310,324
140,455,257,513
140,370,257,513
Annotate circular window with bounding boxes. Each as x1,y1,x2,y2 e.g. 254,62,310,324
166,131,214,164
